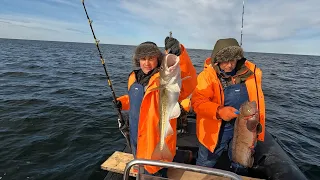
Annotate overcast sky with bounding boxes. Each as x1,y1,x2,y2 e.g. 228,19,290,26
1,0,319,55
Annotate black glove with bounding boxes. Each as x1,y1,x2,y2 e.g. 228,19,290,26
165,37,181,56
113,99,122,110
177,103,188,134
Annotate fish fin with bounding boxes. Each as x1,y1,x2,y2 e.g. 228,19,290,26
246,119,259,132
148,85,165,92
169,102,181,119
249,157,254,168
167,83,180,92
181,76,191,81
151,142,173,161
249,145,255,154
165,121,174,137
256,122,262,134
148,87,159,92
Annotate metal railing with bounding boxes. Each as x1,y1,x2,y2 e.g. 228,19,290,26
123,159,242,180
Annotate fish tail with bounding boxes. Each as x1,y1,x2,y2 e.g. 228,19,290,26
249,157,254,168
151,142,173,161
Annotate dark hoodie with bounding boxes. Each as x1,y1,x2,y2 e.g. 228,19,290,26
213,58,253,89
210,38,253,89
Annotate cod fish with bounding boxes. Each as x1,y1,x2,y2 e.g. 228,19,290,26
151,54,182,161
232,101,262,168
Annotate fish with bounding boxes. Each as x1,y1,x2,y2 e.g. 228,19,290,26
232,101,262,168
151,54,182,161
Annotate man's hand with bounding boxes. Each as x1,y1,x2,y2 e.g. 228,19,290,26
177,103,189,133
113,99,122,110
217,106,239,121
164,37,181,56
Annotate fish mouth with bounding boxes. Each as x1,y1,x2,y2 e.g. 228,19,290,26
244,112,260,132
244,112,258,120
165,54,179,71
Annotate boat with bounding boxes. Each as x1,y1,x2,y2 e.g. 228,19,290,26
80,0,309,178
100,113,308,180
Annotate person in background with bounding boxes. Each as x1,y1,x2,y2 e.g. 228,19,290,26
191,38,265,175
114,37,197,177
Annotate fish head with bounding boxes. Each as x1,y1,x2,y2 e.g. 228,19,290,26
241,101,260,132
160,54,180,82
241,101,258,117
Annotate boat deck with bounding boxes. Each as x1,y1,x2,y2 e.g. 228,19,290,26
101,151,264,180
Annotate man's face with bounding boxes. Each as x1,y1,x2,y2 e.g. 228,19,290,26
219,59,237,72
139,56,158,74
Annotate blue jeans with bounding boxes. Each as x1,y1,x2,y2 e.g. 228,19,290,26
196,125,248,175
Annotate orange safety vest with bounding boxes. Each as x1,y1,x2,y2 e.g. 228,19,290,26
191,58,265,153
117,44,197,174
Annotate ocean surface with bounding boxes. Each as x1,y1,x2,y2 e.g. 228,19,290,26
0,38,319,180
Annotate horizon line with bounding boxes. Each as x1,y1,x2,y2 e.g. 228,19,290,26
1,37,318,57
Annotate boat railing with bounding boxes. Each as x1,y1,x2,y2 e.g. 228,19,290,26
123,159,243,180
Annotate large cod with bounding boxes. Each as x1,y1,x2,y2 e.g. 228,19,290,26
151,54,182,161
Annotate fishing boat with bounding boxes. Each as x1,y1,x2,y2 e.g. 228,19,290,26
80,0,309,179
100,113,308,180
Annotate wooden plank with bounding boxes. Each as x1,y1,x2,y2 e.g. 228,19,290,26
101,151,138,177
101,151,264,180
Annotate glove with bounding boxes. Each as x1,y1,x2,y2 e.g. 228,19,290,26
217,106,239,121
177,102,188,133
113,99,122,110
164,37,181,56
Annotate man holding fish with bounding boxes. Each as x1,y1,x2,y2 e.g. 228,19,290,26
114,37,197,177
191,38,266,175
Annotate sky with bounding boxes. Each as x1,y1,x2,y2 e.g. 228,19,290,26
1,0,320,56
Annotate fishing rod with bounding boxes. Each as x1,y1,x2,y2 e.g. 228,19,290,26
81,0,131,152
240,0,245,47
166,31,175,54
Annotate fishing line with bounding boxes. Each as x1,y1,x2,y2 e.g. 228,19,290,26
240,0,245,47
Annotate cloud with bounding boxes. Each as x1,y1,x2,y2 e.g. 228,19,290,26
118,0,320,54
48,0,79,8
0,15,80,32
244,0,320,41
120,0,243,45
0,14,91,42
0,17,59,33
0,13,140,46
1,0,320,55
